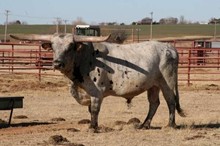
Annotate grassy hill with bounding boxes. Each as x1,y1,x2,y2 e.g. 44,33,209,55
0,24,219,40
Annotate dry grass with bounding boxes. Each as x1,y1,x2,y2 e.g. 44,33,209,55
0,73,219,146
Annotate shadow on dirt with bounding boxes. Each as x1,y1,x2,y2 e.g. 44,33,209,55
0,121,52,129
177,122,220,129
190,123,220,129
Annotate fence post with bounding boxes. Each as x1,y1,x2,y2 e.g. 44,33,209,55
11,44,14,73
132,28,134,42
187,42,194,86
30,50,32,65
218,49,220,70
38,45,41,81
187,49,191,86
2,52,4,66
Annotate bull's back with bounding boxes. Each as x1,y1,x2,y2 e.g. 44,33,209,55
101,42,162,97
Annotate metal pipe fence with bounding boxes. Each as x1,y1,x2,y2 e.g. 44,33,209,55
0,43,54,81
174,41,220,86
0,41,220,86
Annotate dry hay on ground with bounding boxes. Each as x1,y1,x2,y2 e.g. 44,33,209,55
0,73,219,146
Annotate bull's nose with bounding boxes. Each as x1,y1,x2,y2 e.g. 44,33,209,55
53,60,65,69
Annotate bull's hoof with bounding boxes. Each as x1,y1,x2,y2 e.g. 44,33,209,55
163,123,177,129
88,125,99,133
138,124,150,130
88,127,99,133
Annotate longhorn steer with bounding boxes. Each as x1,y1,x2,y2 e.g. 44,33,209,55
10,34,185,131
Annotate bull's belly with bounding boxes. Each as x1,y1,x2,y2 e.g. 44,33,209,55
111,77,154,98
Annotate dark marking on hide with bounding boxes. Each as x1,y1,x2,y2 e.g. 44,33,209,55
93,77,97,82
89,62,92,66
136,85,139,88
165,49,176,64
120,81,124,87
101,82,104,85
95,50,99,55
59,34,65,38
97,68,101,76
97,68,100,73
127,99,132,104
72,43,77,51
109,80,113,84
73,66,84,83
95,60,115,74
125,71,128,75
166,50,171,57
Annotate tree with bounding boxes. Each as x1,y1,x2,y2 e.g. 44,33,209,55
208,18,220,24
138,17,152,25
179,15,187,24
159,17,178,24
107,22,117,25
131,22,137,25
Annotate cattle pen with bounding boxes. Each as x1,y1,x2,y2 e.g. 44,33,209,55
0,41,220,86
0,42,55,81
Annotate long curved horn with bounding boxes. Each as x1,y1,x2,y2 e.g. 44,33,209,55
73,35,111,42
9,34,52,42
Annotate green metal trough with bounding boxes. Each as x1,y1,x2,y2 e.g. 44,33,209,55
0,96,24,126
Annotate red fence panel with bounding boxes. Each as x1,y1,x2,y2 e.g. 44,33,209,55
175,41,220,86
0,41,220,86
0,43,54,81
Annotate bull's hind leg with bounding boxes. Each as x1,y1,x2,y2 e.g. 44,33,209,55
160,83,177,128
139,86,160,129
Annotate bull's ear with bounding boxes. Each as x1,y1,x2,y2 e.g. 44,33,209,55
42,43,52,51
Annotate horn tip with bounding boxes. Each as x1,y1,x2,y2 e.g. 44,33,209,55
107,34,111,40
9,34,15,38
9,34,18,40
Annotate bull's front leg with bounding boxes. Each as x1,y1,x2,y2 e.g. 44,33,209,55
90,96,103,131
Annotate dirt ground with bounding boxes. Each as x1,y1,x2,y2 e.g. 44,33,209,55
0,73,219,146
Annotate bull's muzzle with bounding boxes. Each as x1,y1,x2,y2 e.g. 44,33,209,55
53,60,65,69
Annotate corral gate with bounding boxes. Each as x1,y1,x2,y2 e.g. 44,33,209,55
0,41,220,86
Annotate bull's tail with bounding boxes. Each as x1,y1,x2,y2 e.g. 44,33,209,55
175,73,186,117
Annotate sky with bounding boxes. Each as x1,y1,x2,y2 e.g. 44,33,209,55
0,0,220,25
